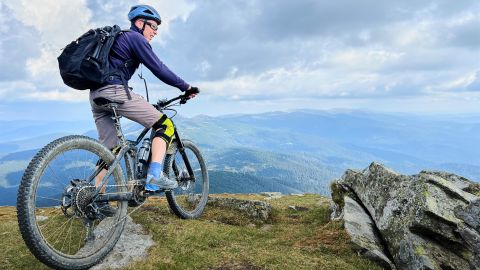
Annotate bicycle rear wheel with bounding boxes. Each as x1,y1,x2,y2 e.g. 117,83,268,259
164,139,209,219
17,135,127,269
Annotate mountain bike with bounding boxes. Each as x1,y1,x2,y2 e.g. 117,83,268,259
16,89,209,269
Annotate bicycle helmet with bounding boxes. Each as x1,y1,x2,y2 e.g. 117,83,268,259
128,5,161,24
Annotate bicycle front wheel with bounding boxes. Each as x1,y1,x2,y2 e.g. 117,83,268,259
164,139,209,219
17,135,128,270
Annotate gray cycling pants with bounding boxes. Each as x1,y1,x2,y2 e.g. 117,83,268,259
89,85,162,149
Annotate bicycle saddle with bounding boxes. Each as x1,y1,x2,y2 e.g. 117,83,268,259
93,97,125,106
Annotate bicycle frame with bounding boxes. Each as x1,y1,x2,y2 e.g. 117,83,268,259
89,101,196,203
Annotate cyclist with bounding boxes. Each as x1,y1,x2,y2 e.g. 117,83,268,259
90,4,197,215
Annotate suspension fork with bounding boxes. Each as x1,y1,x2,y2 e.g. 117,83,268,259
173,129,195,181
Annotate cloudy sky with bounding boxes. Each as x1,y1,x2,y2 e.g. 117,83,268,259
0,0,479,121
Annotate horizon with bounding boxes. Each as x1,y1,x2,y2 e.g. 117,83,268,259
2,107,480,123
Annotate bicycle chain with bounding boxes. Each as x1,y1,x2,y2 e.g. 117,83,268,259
83,182,149,240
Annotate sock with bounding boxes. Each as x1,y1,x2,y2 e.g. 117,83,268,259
146,162,162,182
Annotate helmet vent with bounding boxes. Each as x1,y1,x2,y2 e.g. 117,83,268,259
128,5,161,23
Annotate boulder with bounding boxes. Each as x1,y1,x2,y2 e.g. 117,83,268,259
208,197,272,222
331,162,480,270
288,205,309,211
260,192,283,200
343,196,396,269
89,216,154,270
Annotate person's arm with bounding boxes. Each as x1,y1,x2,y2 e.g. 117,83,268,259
129,35,190,91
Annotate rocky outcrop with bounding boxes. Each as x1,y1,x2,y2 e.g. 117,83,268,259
342,196,396,269
260,192,283,200
91,216,154,270
208,197,272,222
331,162,480,270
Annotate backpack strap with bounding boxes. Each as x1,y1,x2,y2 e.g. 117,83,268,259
121,76,132,100
111,29,134,99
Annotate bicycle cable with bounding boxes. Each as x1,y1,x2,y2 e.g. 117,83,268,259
138,64,149,102
163,107,178,118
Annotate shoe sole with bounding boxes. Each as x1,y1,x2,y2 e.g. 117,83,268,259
145,184,177,192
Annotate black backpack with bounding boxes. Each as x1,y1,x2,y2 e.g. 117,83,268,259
57,25,131,90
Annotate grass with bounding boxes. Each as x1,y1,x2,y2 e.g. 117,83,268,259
0,207,51,269
0,194,383,270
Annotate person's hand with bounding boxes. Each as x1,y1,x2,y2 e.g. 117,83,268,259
185,86,199,99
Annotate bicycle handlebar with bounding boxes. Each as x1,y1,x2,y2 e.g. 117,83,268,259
156,87,200,108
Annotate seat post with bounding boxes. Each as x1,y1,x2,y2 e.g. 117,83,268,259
109,104,127,145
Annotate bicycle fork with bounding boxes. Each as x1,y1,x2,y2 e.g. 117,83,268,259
172,129,196,183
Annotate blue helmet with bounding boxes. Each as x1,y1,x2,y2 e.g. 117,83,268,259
128,5,161,24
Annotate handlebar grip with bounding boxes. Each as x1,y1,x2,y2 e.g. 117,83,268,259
184,87,200,96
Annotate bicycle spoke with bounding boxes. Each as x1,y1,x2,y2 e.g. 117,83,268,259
61,152,75,183
77,222,85,254
82,149,87,181
39,215,69,235
52,222,70,248
36,196,62,203
37,209,62,229
47,164,66,187
43,215,75,246
67,218,74,255
39,185,64,193
63,217,76,253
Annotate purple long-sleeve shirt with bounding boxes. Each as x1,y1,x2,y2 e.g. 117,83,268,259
106,25,189,91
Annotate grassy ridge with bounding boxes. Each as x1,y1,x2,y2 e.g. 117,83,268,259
0,194,382,269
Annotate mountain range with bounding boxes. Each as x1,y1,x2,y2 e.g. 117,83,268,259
0,110,479,206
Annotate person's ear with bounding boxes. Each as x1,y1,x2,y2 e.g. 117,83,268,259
134,19,143,28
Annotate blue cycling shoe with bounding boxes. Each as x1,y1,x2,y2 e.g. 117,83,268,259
144,162,178,191
144,175,178,191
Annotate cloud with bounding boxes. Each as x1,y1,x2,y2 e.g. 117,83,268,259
466,71,480,92
0,0,197,103
158,0,479,110
0,3,41,80
1,0,92,83
86,0,196,43
0,80,88,102
0,81,37,98
445,12,480,49
0,0,479,117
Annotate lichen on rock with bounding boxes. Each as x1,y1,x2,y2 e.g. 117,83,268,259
207,196,272,222
331,162,480,270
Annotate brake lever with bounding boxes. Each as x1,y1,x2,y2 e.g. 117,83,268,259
180,96,188,104
156,98,168,108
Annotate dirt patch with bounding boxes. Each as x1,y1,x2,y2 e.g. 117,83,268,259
293,224,350,253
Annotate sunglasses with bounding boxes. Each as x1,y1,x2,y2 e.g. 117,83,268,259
144,21,159,31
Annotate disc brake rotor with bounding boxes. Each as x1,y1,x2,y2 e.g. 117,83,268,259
178,170,192,191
